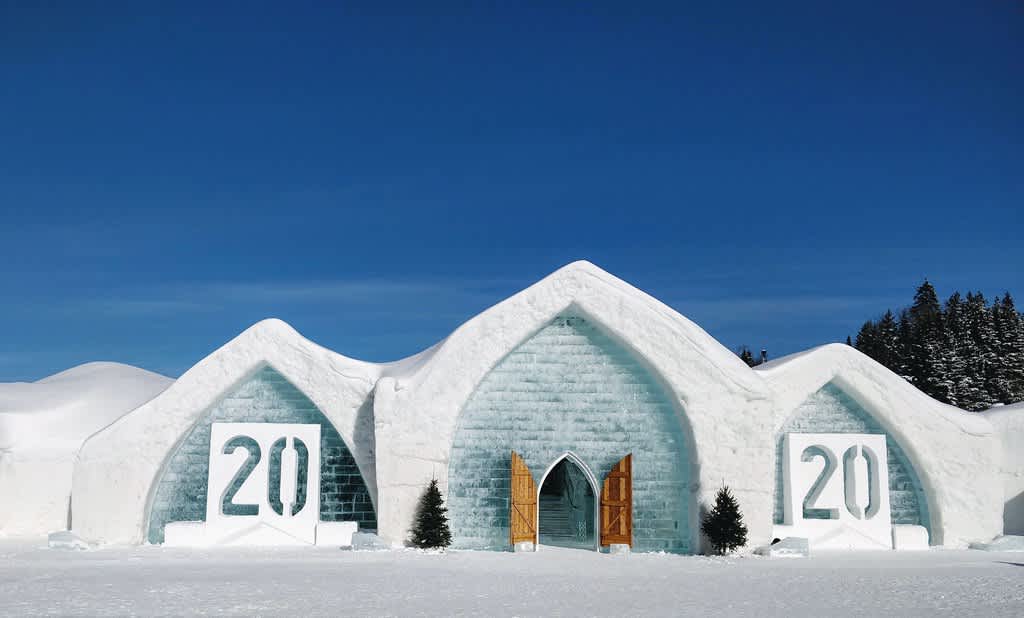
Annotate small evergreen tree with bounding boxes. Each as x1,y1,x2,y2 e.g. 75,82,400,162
701,485,747,555
410,478,452,549
737,346,756,367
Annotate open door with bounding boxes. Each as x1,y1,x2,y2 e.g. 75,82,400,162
600,453,632,547
510,451,537,546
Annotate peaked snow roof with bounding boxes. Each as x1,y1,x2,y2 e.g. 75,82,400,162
755,342,999,546
385,260,765,392
73,318,382,544
755,343,991,435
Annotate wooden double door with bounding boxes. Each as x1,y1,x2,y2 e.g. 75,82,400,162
510,451,632,549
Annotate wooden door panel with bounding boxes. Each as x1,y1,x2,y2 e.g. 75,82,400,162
600,453,632,547
509,451,537,545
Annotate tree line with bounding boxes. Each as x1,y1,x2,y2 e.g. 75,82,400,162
853,280,1024,412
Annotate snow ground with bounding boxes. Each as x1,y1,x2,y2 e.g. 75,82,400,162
1,542,1022,617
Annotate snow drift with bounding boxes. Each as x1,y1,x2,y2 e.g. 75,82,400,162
0,362,172,537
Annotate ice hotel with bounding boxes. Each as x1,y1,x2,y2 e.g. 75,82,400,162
6,261,1021,553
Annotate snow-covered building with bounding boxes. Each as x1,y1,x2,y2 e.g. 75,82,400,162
5,262,1020,552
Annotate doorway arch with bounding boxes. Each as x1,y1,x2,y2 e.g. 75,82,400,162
146,365,377,544
536,452,600,551
447,313,692,552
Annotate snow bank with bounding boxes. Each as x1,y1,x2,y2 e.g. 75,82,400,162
754,537,809,558
983,402,1024,535
969,534,1024,552
47,530,90,550
0,362,171,537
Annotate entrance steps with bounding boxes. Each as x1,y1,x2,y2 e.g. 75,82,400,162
539,495,590,548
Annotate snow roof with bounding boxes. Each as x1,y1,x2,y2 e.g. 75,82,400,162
754,342,992,436
384,259,763,391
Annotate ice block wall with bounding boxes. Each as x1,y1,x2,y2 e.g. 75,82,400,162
773,382,930,532
146,365,375,543
447,315,691,552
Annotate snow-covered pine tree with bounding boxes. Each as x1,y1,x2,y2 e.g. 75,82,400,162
897,308,914,381
963,292,997,411
737,346,756,367
855,320,881,361
943,292,969,408
701,485,748,555
908,280,949,402
993,293,1024,404
410,478,452,549
1010,294,1024,403
844,282,1024,410
876,309,901,370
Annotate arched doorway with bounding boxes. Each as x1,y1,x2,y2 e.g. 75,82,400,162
773,382,931,538
537,454,598,550
448,314,692,553
146,365,376,544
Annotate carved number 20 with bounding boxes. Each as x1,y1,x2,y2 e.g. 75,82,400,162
801,444,880,520
221,435,310,516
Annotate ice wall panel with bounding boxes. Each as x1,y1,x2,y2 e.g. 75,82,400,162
147,366,375,543
773,383,930,532
448,316,690,552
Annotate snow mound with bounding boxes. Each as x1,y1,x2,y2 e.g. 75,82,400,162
47,530,90,551
969,535,1024,552
0,361,172,449
755,537,809,558
0,362,172,537
351,532,392,551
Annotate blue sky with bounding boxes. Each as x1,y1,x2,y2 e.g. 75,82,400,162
1,1,1021,380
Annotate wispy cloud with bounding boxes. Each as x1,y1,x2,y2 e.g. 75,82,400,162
669,294,900,325
76,298,214,317
65,277,516,319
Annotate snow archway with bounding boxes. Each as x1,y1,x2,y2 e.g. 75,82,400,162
446,314,693,553
146,365,376,543
773,382,931,536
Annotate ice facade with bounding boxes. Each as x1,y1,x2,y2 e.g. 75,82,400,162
146,365,375,543
773,382,930,532
448,315,691,552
